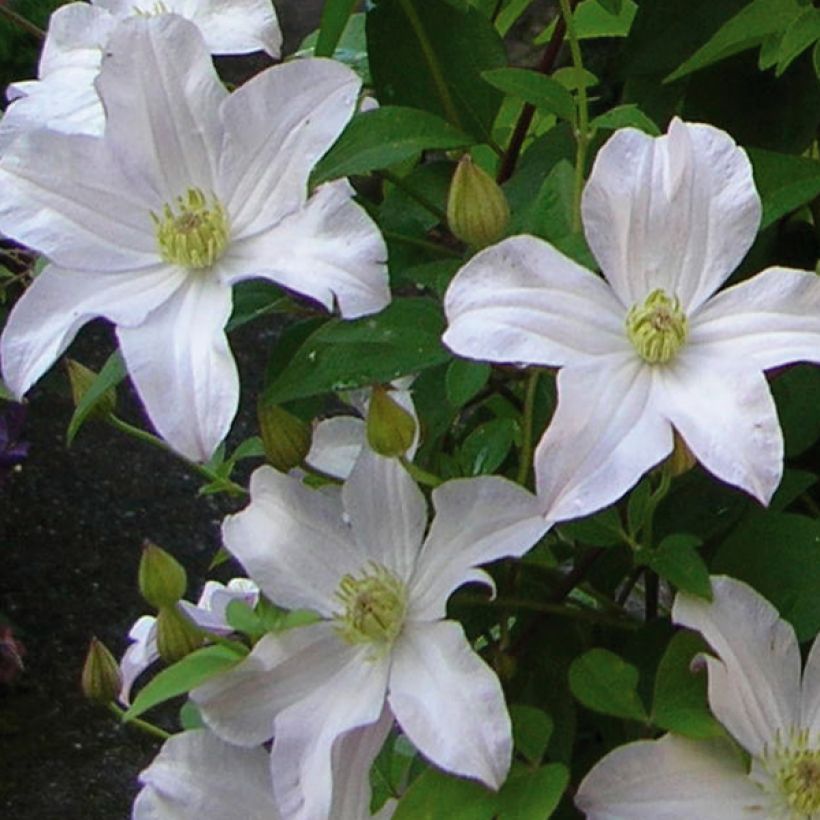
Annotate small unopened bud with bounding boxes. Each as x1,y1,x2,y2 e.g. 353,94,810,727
257,402,312,472
666,431,697,477
81,637,122,704
138,541,187,609
155,606,202,663
366,386,416,458
65,359,116,419
447,154,510,248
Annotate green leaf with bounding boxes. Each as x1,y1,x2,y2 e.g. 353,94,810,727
559,505,623,548
652,631,722,739
495,0,534,36
481,67,576,122
497,763,569,818
124,644,245,721
179,700,204,730
771,364,820,457
748,147,820,230
367,0,507,142
770,468,817,513
312,106,472,184
647,534,711,599
445,359,491,409
314,0,358,57
626,476,653,539
569,648,648,721
775,7,820,76
298,13,370,80
595,0,623,15
227,281,288,332
714,511,820,640
510,159,574,240
553,65,599,91
665,0,804,81
459,417,516,476
264,299,450,404
66,350,126,446
393,766,495,820
510,705,553,766
590,103,660,135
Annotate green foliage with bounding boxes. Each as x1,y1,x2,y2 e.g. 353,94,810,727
569,648,648,722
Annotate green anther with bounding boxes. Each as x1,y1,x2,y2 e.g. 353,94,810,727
334,563,407,653
153,188,229,270
625,288,688,364
132,1,169,16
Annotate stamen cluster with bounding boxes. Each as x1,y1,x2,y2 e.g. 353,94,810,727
625,288,688,364
762,729,820,818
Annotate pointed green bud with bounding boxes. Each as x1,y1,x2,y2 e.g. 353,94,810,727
366,386,416,458
665,431,697,478
65,359,116,419
138,541,187,609
81,637,122,704
257,402,312,472
155,606,202,663
447,154,510,249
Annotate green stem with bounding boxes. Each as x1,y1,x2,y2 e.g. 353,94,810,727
380,169,448,224
107,702,170,741
381,229,461,257
0,5,44,39
516,370,540,486
107,415,247,496
558,0,589,232
399,456,444,488
397,0,465,132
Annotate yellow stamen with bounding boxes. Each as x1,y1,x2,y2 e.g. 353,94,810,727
625,288,688,364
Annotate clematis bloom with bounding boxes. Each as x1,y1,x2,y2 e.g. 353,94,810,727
0,15,389,461
443,118,820,520
0,0,282,145
192,447,550,820
575,576,820,819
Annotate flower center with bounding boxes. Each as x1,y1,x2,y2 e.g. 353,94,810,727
132,1,170,16
334,563,407,652
152,188,229,270
625,288,688,364
773,735,820,817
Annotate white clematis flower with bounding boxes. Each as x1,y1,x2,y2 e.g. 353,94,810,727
133,725,396,819
1,0,281,145
119,578,259,705
0,15,389,462
443,118,820,520
575,575,820,819
191,447,551,820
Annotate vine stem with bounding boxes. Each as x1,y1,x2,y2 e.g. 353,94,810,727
107,702,170,741
0,5,44,40
516,370,539,486
399,456,443,488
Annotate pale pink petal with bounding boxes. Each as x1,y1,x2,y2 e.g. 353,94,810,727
575,733,768,819
221,466,363,615
657,354,782,505
0,262,185,398
342,447,427,582
119,615,158,706
535,357,673,521
217,59,360,237
689,267,820,372
219,180,389,318
116,275,237,462
97,15,226,205
408,476,550,620
133,729,280,820
305,416,365,480
389,620,511,790
582,118,761,313
800,635,820,744
443,235,629,368
673,576,801,758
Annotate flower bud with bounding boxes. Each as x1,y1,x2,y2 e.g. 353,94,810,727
155,606,202,663
447,154,510,248
665,430,697,477
65,359,116,419
81,637,122,704
257,402,312,472
366,386,416,458
138,541,187,609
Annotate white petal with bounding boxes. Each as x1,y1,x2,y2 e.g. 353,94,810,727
133,729,280,820
0,262,185,398
408,476,550,620
657,353,782,505
305,416,365,480
119,615,158,706
39,2,114,76
329,704,394,820
97,15,226,205
194,624,347,747
181,579,259,632
800,634,820,744
672,576,801,758
689,267,820,372
220,180,389,319
389,620,511,790
270,644,389,820
0,131,159,270
117,274,237,462
535,357,673,521
575,733,768,819
217,58,360,236
342,447,427,581
443,235,629,368
222,465,363,615
582,118,761,313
